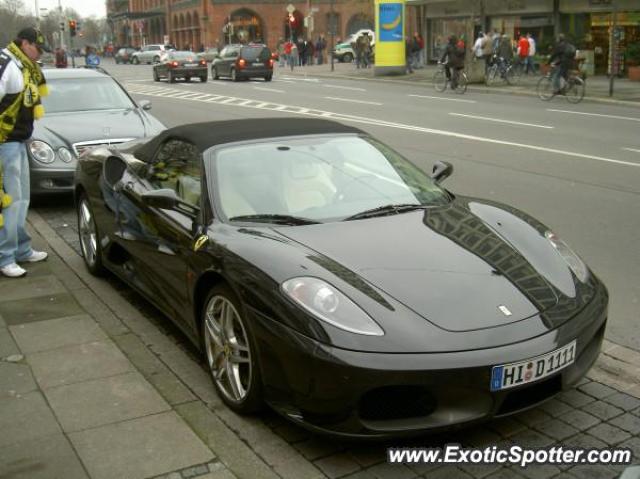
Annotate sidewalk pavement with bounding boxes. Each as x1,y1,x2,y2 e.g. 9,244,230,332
274,61,640,105
1,210,639,479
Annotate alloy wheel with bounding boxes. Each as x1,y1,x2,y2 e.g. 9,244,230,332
77,195,103,275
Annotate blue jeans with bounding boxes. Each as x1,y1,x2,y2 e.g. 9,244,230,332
552,64,568,93
0,141,33,267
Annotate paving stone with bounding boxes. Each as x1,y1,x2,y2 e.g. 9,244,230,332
566,464,618,479
366,462,417,479
295,437,346,461
514,408,552,427
175,401,278,479
0,390,62,448
533,419,579,441
0,362,38,397
343,471,378,479
563,433,607,450
423,466,473,478
486,468,525,479
45,371,171,432
181,463,209,478
0,292,84,325
458,462,502,478
587,423,632,445
28,339,134,390
618,437,640,460
578,382,618,400
271,421,312,444
0,274,66,302
197,470,237,479
582,400,625,421
518,464,562,479
348,446,387,468
559,410,600,431
0,327,20,358
538,398,573,417
509,429,555,448
489,417,527,438
71,287,130,337
69,411,214,479
314,453,363,479
9,314,106,353
0,433,88,479
557,389,596,408
609,412,640,435
604,392,640,411
272,455,325,479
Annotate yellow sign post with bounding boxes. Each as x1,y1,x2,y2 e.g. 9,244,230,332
374,0,406,76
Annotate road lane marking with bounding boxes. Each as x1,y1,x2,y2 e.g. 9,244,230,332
323,84,367,92
324,97,382,105
449,113,554,129
548,109,640,122
253,87,285,93
623,147,640,154
409,94,476,104
126,83,639,169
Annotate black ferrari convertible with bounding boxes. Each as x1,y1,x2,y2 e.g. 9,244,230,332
74,118,607,437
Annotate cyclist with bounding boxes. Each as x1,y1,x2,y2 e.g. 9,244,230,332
548,34,575,95
439,35,464,89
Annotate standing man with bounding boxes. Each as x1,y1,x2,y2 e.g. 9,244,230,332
526,33,536,74
0,27,50,277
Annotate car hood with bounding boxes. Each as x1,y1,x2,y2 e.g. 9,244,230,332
277,199,573,333
34,109,158,148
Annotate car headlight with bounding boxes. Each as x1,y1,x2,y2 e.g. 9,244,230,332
282,277,384,336
58,147,74,163
545,231,589,283
29,141,55,164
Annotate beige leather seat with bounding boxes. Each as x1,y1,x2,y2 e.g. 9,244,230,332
281,158,335,214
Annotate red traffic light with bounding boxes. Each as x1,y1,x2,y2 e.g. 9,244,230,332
69,19,77,37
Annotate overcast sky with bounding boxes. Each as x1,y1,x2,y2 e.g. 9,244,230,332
32,0,106,20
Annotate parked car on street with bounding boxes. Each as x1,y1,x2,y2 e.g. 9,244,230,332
115,47,138,64
29,68,165,196
132,44,173,64
211,43,273,81
74,117,607,438
153,51,208,83
196,47,219,63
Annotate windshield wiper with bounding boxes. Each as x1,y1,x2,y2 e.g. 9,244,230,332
228,214,320,225
344,204,427,221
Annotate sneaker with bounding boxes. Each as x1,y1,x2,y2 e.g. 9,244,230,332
19,250,48,263
1,263,27,278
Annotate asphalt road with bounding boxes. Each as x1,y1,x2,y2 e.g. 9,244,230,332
37,59,640,351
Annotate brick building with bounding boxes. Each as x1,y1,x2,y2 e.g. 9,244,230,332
107,0,376,51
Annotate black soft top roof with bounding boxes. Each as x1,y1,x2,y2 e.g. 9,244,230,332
133,118,363,162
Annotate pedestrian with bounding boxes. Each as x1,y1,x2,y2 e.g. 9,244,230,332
405,36,414,73
517,34,529,73
473,31,485,62
0,27,50,277
315,34,326,65
289,42,298,71
526,33,536,74
481,31,493,74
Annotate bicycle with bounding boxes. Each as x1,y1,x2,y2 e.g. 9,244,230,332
536,65,585,104
433,63,468,94
485,55,520,86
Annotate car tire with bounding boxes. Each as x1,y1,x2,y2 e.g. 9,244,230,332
212,67,219,80
201,284,263,414
153,55,160,63
132,57,139,65
185,76,191,82
264,74,272,82
231,68,238,82
200,75,207,82
343,52,353,63
153,69,159,81
77,193,105,276
168,71,176,83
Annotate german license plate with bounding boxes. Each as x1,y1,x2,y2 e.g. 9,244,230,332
490,341,576,392
253,62,263,66
185,63,197,67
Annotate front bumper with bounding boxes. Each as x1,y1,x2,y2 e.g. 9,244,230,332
30,166,75,195
250,282,608,438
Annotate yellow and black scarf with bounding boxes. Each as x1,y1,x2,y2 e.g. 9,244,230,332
6,41,49,120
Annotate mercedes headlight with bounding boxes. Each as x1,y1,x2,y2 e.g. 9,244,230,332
58,147,74,163
29,141,55,164
282,277,384,336
545,231,589,283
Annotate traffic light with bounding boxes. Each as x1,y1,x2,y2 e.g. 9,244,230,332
69,20,77,37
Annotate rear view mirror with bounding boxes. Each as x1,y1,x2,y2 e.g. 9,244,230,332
104,156,127,189
430,161,454,183
141,189,179,210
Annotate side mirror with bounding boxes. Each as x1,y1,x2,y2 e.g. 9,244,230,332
138,99,152,110
104,156,127,189
430,161,454,183
141,189,179,210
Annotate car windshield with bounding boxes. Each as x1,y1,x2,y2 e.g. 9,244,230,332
241,46,270,61
42,77,134,113
212,135,450,223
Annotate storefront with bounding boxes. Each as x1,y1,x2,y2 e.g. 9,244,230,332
423,2,475,62
486,0,554,52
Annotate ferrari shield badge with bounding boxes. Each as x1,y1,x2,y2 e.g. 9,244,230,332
193,235,209,252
